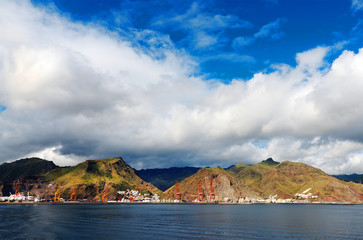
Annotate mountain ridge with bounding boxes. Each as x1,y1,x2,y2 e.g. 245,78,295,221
0,157,58,182
135,166,201,191
1,157,363,203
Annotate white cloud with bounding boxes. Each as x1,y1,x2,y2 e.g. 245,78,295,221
163,2,252,31
152,2,252,50
295,46,330,70
202,53,256,64
352,0,363,11
1,1,363,174
233,18,286,50
218,137,363,174
254,18,286,40
23,145,86,166
266,137,363,174
232,37,255,50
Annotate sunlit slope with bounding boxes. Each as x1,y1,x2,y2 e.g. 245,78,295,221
43,157,161,199
231,160,363,202
227,163,247,175
161,166,259,201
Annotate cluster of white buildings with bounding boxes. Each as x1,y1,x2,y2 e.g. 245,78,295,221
295,188,318,200
117,189,159,202
0,192,41,202
237,196,295,204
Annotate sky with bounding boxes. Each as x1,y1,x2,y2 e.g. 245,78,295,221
1,0,363,174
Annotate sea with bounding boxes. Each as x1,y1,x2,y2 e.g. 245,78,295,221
1,204,363,239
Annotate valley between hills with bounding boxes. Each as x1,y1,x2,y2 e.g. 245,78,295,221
1,157,363,204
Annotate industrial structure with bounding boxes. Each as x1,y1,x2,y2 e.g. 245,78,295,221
54,186,60,202
101,188,108,202
70,185,77,201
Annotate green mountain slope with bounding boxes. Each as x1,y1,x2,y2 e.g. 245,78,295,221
229,159,279,194
227,163,247,175
42,157,161,199
229,159,363,202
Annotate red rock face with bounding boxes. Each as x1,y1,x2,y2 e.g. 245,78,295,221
161,167,260,201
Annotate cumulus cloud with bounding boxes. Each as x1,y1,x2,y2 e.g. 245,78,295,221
1,0,363,174
22,145,85,166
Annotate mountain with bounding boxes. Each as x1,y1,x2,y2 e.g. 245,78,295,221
0,157,58,182
2,156,363,203
356,175,363,184
227,158,279,176
333,174,363,183
161,166,259,201
135,167,201,191
162,158,363,203
226,163,247,175
0,157,59,197
1,157,161,199
229,159,363,202
38,157,161,199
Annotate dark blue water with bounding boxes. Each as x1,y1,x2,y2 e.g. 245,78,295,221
1,204,363,239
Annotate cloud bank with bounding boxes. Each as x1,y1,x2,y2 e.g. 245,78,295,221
1,0,363,174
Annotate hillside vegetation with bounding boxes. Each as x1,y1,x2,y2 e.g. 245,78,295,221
41,157,161,199
1,157,363,203
228,159,363,202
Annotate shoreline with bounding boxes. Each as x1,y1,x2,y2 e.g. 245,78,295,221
0,201,358,205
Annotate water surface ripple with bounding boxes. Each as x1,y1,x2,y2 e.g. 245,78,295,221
1,204,362,239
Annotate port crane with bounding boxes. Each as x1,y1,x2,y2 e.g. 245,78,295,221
70,185,77,201
101,188,108,202
54,185,61,202
14,181,21,196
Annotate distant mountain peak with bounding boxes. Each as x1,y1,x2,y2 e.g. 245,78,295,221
261,158,279,165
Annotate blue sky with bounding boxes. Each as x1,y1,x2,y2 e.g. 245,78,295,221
1,0,363,174
32,0,363,80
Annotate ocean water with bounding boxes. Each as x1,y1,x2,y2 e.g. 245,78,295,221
0,204,363,239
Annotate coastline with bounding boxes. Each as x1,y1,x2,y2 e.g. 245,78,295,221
0,201,358,205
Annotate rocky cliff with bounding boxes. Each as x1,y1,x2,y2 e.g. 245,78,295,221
161,166,259,201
